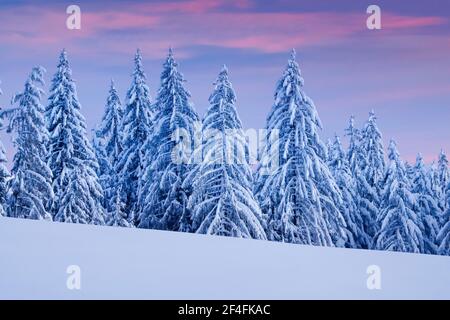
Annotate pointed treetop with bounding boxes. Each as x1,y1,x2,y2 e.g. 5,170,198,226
134,49,142,64
59,49,68,63
55,49,71,75
281,48,304,89
164,47,177,68
334,133,341,145
349,115,355,126
110,78,115,88
132,49,147,82
388,139,400,161
369,109,376,120
290,48,296,61
439,149,447,160
30,66,46,85
216,65,230,83
221,64,228,73
134,49,144,67
416,153,423,163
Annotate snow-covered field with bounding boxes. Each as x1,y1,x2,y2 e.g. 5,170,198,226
0,217,449,299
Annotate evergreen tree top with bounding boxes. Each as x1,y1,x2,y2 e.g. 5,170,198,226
347,115,356,130
386,139,407,180
290,48,296,60
10,66,46,117
278,49,305,96
415,153,424,167
364,110,382,136
332,135,345,158
214,65,231,87
48,49,80,110
361,110,385,175
123,49,152,121
107,79,121,107
202,66,243,134
271,50,322,132
345,116,360,140
7,66,48,137
388,139,400,161
154,48,197,125
59,49,68,66
412,153,435,195
54,49,72,80
439,150,448,167
158,48,189,91
329,135,348,170
132,49,147,82
209,65,236,106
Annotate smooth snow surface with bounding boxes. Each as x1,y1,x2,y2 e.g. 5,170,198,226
0,217,449,299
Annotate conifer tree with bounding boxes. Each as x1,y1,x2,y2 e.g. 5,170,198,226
116,50,152,225
108,178,130,227
329,135,370,248
374,140,423,253
4,67,53,220
254,50,346,246
437,150,449,213
139,48,199,232
184,66,266,239
357,111,386,239
344,116,361,175
412,154,440,254
46,50,104,224
0,81,9,216
94,80,125,224
437,182,450,255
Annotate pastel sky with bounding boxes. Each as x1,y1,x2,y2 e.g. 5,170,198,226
0,0,449,164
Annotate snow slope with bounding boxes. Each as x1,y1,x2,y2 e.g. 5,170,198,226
0,217,449,299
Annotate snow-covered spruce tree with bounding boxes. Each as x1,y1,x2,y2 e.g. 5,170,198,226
412,153,440,254
437,150,449,213
108,177,130,227
326,138,333,164
254,50,346,246
139,48,199,232
344,116,361,174
437,182,450,255
361,111,386,185
93,80,127,225
184,66,266,239
116,50,152,225
46,50,104,224
0,81,10,216
92,132,110,208
3,67,53,220
405,161,415,184
357,111,386,239
328,135,369,248
343,116,372,248
374,140,423,253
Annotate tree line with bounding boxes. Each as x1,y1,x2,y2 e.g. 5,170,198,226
0,49,448,256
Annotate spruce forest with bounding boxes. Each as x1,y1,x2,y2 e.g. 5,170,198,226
1,48,449,256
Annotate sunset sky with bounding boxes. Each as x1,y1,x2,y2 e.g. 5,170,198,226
0,0,449,164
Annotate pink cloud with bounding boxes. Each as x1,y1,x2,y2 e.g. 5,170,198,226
142,0,253,14
0,3,447,58
382,14,446,29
